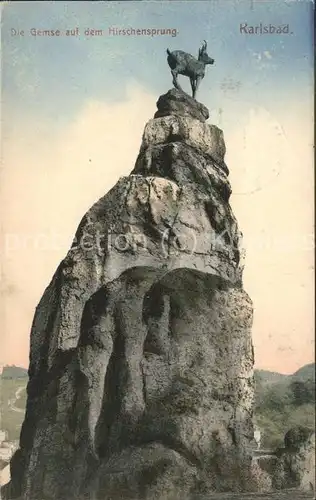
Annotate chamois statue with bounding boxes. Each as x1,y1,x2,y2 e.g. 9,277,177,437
166,41,214,99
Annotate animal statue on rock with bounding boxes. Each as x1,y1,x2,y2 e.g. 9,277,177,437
166,40,215,99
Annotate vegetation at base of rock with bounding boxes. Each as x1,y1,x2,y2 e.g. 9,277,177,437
254,363,315,449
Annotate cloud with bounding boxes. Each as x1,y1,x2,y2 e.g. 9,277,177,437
1,81,156,367
227,104,314,373
226,107,289,195
248,49,276,71
263,50,272,60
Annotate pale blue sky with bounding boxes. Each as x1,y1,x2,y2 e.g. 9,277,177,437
2,0,314,126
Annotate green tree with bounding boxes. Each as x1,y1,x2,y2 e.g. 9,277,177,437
289,379,315,406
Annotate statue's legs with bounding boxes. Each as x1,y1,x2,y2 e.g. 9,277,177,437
171,69,183,92
190,77,196,98
193,75,202,99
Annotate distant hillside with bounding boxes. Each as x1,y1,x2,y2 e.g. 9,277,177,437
254,363,315,386
254,363,315,449
254,369,288,387
292,363,315,381
254,363,315,403
1,366,28,379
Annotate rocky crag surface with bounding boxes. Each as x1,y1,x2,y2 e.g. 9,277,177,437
272,428,315,492
4,89,256,500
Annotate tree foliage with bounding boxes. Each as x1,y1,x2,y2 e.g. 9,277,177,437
254,364,315,449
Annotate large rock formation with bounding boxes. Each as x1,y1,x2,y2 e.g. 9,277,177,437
4,89,255,500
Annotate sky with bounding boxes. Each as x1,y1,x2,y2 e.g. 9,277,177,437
0,0,314,373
